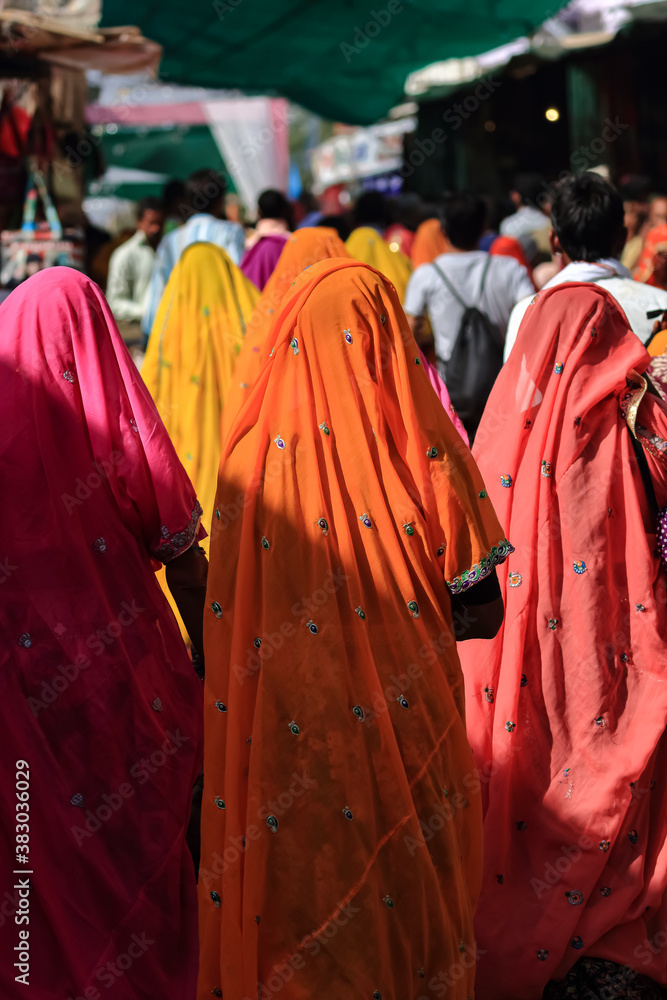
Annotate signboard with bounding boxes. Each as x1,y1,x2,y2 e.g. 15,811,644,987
311,118,416,192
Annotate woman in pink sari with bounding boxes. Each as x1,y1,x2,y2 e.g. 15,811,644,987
460,283,667,1000
240,233,288,291
0,268,205,999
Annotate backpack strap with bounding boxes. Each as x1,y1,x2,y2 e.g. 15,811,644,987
431,254,493,307
479,253,492,296
431,259,467,308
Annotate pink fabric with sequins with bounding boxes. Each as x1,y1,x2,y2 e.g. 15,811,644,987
418,347,469,445
459,283,667,998
0,268,203,999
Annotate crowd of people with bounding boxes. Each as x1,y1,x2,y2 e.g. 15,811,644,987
3,163,667,1000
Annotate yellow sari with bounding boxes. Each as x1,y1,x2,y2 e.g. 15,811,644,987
346,226,412,302
142,242,260,633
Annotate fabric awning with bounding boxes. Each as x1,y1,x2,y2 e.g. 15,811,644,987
100,0,568,124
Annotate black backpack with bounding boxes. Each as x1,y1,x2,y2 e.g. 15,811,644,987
431,256,504,439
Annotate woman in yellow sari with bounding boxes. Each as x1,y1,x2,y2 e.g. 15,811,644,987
142,242,259,632
346,226,413,302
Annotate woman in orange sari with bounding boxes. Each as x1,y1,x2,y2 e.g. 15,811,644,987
222,227,349,435
412,217,447,269
198,258,511,999
635,224,667,288
459,283,667,1000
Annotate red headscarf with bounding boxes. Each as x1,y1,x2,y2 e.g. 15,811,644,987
489,234,535,285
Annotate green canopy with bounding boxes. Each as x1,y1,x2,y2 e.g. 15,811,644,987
98,125,231,182
101,1,568,125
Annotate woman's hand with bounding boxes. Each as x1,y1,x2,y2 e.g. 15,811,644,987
166,544,209,664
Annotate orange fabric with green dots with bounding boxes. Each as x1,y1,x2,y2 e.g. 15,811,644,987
221,227,349,442
411,217,448,269
198,258,510,999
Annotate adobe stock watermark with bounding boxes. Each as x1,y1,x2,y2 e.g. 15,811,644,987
530,833,594,898
400,76,501,179
243,902,361,1000
527,117,630,213
68,931,155,997
199,770,317,885
70,729,190,846
418,943,484,999
232,567,348,685
27,600,145,717
61,451,123,513
340,1,403,63
213,0,244,20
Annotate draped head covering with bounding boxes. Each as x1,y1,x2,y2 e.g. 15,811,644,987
240,233,288,291
489,234,534,285
198,259,511,1000
0,267,203,999
459,283,667,998
346,226,412,302
635,224,667,286
221,227,350,438
411,218,447,269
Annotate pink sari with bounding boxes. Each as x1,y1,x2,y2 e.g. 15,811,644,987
459,284,667,998
240,233,288,291
418,347,469,444
0,269,203,999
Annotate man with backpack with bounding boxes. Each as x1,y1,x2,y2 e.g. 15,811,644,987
405,191,534,439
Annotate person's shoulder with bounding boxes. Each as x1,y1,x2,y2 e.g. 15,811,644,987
488,253,529,280
408,260,438,284
618,278,667,303
218,218,244,235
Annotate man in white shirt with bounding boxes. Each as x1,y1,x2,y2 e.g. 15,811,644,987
404,191,535,364
500,173,551,262
106,197,164,345
142,169,245,340
504,172,667,362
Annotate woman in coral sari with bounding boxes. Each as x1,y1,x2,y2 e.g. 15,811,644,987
0,268,205,1000
459,283,667,1000
412,217,447,269
142,242,259,631
198,258,510,999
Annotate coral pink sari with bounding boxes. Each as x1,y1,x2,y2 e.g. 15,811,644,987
460,284,667,999
0,268,203,999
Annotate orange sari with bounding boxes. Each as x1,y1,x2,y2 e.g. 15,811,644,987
221,227,349,437
412,218,447,268
198,259,511,1000
635,224,667,287
459,284,667,999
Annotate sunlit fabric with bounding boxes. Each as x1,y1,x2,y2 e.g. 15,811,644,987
198,258,511,999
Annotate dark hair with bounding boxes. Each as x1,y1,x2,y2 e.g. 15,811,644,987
137,196,163,220
441,191,486,250
354,191,391,230
318,213,352,241
162,179,185,211
551,172,624,262
512,172,545,207
185,169,226,215
257,189,293,226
